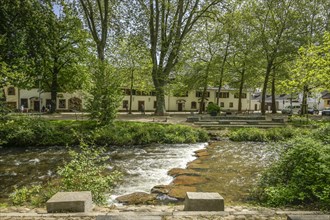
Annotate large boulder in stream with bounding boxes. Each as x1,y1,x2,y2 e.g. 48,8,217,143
115,192,157,205
151,185,197,200
172,175,208,185
168,186,197,199
194,149,210,157
167,168,200,177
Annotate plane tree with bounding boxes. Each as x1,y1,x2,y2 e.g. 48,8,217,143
286,32,330,106
248,0,303,115
135,0,222,115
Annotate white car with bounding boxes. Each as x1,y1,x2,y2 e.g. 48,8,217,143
281,105,301,114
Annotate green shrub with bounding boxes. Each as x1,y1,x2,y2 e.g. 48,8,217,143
312,123,330,144
10,185,44,206
93,122,208,146
57,144,122,205
254,137,330,209
229,127,297,142
229,128,268,142
206,103,220,115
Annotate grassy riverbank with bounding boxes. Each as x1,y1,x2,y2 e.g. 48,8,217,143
0,116,208,148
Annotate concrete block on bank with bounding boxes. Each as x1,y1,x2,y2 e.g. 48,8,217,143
183,192,224,211
46,191,92,213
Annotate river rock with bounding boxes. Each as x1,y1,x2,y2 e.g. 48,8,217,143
115,192,157,205
194,149,210,157
168,186,197,199
167,168,200,177
187,163,210,170
172,175,208,185
151,185,171,194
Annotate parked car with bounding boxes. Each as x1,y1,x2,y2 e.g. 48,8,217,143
298,108,319,115
322,107,330,116
281,105,300,114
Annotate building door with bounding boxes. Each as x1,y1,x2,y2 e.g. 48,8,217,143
178,103,183,111
138,101,145,112
34,101,40,112
254,104,258,111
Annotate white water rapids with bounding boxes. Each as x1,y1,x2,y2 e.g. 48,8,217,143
107,142,207,203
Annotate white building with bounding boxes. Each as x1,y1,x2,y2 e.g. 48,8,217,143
2,86,85,112
2,86,254,113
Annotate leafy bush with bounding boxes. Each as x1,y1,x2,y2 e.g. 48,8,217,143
312,123,330,144
0,117,208,148
229,127,297,142
254,137,330,209
229,128,268,142
206,103,220,115
93,122,208,146
10,185,42,206
57,144,122,205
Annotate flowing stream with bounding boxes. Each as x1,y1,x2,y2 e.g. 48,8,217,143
0,141,277,204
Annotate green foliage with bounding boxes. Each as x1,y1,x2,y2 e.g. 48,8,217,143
0,116,208,148
87,62,123,125
228,127,296,142
93,122,209,146
0,117,79,147
286,32,330,94
206,103,221,115
312,123,330,144
10,185,46,206
254,136,330,210
57,144,122,205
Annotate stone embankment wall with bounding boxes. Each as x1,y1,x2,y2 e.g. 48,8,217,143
1,205,327,220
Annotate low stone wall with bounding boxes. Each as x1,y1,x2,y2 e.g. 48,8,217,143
1,205,328,220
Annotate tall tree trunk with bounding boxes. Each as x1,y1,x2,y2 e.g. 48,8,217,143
200,63,210,114
271,68,277,114
50,71,58,113
129,68,134,114
217,36,230,105
238,68,245,113
155,86,166,115
261,61,273,115
301,85,309,115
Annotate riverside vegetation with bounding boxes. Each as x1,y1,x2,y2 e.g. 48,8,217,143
228,123,330,210
0,115,208,207
1,115,329,211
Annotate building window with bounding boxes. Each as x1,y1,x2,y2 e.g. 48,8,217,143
7,87,15,95
21,99,28,108
154,101,157,108
216,92,229,98
195,91,210,97
59,99,66,108
229,102,233,108
123,89,131,95
123,100,128,109
327,100,330,105
234,93,247,99
220,102,224,107
191,101,197,109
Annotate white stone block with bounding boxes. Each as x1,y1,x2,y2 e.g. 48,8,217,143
184,192,224,211
46,191,92,213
